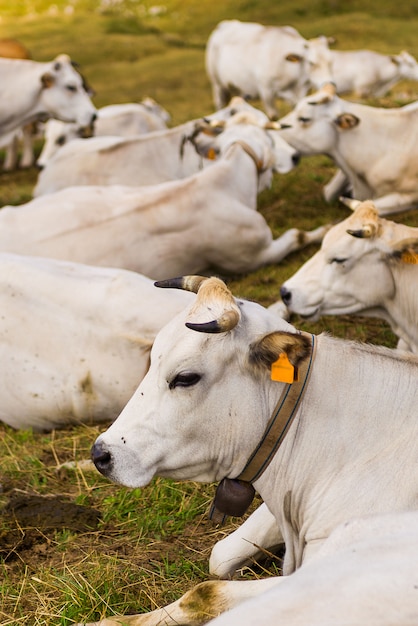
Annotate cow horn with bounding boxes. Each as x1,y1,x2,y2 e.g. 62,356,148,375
186,309,240,334
339,196,362,211
154,275,208,293
155,275,240,334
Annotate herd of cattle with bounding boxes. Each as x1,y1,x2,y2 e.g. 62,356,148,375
0,18,417,626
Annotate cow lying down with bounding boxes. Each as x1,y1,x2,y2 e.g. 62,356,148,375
0,113,324,279
0,253,194,431
78,275,418,625
280,200,418,353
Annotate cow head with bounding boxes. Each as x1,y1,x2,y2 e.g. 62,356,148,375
280,200,418,320
392,50,418,81
278,83,360,155
39,54,97,127
91,276,311,488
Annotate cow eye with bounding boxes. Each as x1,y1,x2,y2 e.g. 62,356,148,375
298,116,311,124
331,257,348,264
169,373,201,389
66,85,77,93
56,135,66,146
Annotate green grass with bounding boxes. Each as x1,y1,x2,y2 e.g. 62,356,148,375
0,1,417,624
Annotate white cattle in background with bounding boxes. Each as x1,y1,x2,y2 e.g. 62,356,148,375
0,54,97,154
79,274,418,626
36,98,171,168
33,96,269,195
0,253,194,431
279,200,418,353
0,114,323,279
278,83,418,214
206,20,333,119
331,48,418,97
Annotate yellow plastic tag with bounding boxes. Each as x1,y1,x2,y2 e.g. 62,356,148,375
206,147,217,160
271,354,298,383
400,250,418,264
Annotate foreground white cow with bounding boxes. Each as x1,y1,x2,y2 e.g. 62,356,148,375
33,97,268,195
80,275,418,625
4,115,323,279
331,48,418,97
0,54,97,151
280,200,418,353
278,83,418,214
36,98,171,168
206,20,333,119
0,253,194,431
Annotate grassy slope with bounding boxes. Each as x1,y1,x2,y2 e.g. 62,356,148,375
0,1,417,623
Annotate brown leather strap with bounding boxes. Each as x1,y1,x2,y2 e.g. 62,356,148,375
237,333,316,483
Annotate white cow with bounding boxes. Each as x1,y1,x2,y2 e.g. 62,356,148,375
0,253,194,431
36,98,171,168
79,274,418,625
0,54,97,151
279,200,418,353
33,97,268,196
331,48,418,97
0,115,323,279
278,82,418,214
206,20,333,119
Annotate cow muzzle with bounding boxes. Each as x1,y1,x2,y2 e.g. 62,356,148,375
91,439,113,476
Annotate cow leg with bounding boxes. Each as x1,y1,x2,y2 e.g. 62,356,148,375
209,503,283,578
254,223,330,268
323,169,351,203
19,122,36,168
76,577,282,626
3,133,19,171
368,192,418,216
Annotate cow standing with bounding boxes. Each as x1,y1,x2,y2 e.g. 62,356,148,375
206,20,333,119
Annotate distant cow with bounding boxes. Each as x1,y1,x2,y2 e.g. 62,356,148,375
0,53,97,154
37,98,171,168
0,253,194,431
206,20,333,119
331,48,418,97
0,114,324,279
33,97,269,196
278,82,418,214
82,274,418,626
0,38,35,171
280,200,418,353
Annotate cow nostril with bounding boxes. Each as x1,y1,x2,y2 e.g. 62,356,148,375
280,285,292,305
91,440,112,475
292,152,301,166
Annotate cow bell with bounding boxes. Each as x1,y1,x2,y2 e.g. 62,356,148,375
208,478,256,524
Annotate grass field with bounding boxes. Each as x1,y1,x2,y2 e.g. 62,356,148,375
0,1,417,624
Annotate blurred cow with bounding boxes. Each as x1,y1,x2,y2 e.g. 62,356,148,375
278,83,418,214
206,20,333,118
331,48,418,97
37,98,171,168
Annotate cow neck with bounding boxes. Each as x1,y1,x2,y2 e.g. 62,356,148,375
229,139,265,173
208,332,316,524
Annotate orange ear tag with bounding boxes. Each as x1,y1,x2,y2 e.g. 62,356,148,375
206,147,217,160
271,353,299,383
400,250,418,264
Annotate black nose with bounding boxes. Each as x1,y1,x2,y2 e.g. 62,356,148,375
91,440,112,475
292,152,301,166
280,285,292,305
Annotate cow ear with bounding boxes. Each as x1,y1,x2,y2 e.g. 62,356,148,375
334,113,360,130
41,72,55,89
285,53,303,63
249,331,312,371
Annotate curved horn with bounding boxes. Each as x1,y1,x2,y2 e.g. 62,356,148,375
154,275,208,293
347,225,376,239
339,196,362,211
186,309,240,334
